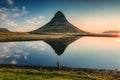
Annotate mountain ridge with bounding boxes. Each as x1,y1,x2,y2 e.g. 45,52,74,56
103,30,120,34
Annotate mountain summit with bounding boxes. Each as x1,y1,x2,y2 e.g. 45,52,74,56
50,11,68,23
30,11,86,34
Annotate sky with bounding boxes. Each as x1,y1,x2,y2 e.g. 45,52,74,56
0,0,120,33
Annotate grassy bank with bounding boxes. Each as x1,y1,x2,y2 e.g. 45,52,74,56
0,32,65,42
0,64,119,80
0,68,113,80
0,32,120,42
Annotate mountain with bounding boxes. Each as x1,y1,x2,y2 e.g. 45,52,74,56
43,36,81,55
30,11,86,34
103,30,120,34
0,28,9,32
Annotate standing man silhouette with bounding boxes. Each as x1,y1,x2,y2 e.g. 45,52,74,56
56,60,60,69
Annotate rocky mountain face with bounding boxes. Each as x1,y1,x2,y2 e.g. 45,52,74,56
30,11,86,34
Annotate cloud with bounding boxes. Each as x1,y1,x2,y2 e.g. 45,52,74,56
0,6,45,32
12,6,28,18
22,6,28,14
19,16,46,31
25,16,45,25
0,7,18,29
6,20,18,27
0,6,28,18
12,7,19,12
6,0,13,6
0,6,30,31
11,15,46,32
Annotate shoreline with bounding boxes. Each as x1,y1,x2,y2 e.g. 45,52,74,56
0,33,120,42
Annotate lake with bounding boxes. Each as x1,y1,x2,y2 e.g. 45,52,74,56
0,36,120,70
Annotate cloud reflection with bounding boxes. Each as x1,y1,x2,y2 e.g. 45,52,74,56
0,41,46,64
11,59,17,64
25,41,45,51
0,42,30,64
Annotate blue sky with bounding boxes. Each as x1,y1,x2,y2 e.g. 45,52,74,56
0,0,120,33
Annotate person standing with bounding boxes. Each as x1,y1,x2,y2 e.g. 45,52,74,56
56,61,60,69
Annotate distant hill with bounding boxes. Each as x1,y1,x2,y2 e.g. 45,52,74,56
103,30,120,34
0,28,9,32
30,11,87,34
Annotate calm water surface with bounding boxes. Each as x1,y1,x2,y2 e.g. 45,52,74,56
0,37,120,70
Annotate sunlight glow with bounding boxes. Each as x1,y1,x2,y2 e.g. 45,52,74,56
118,25,120,28
118,38,120,43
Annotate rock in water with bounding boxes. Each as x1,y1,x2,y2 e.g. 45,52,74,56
30,11,86,34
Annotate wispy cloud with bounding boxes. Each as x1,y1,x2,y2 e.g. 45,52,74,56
0,7,18,29
12,6,28,18
0,6,45,32
22,16,45,31
0,6,29,31
10,15,46,32
6,20,18,27
6,0,13,6
25,16,45,25
0,6,28,18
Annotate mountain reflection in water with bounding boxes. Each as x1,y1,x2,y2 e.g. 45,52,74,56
43,36,81,55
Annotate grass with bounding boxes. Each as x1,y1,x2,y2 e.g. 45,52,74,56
0,31,119,42
0,32,65,42
0,68,111,80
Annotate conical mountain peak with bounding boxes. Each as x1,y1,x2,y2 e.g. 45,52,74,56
54,11,66,18
30,11,87,34
51,11,68,23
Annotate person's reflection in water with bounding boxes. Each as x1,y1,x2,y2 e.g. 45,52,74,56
56,60,60,69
